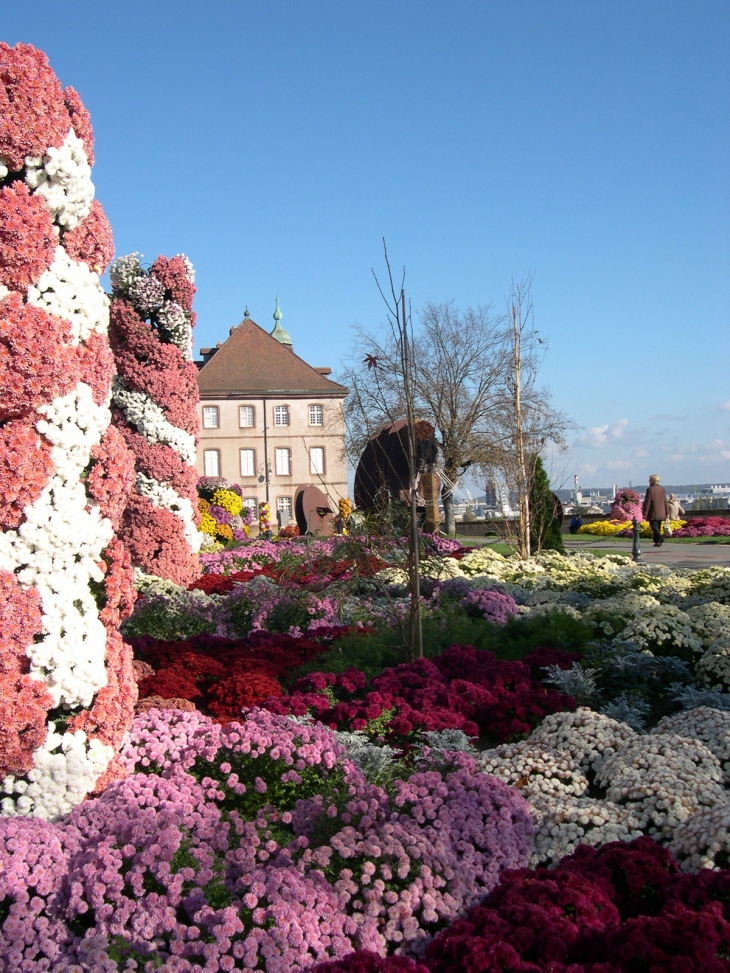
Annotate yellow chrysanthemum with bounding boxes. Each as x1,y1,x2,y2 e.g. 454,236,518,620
211,489,243,517
199,512,217,535
198,498,210,515
216,523,233,541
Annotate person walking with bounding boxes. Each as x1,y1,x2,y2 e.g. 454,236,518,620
643,474,668,546
666,493,685,521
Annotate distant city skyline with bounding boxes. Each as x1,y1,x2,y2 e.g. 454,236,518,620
3,1,728,483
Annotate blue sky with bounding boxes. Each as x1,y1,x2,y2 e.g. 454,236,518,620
4,1,729,488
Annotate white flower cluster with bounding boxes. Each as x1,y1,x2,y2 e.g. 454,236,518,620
25,128,94,230
620,604,703,658
0,386,113,707
528,707,637,772
669,801,730,871
0,153,8,180
109,252,143,292
157,300,193,360
688,602,730,641
135,472,202,553
27,245,109,343
697,643,730,692
477,741,589,801
178,253,195,282
654,707,730,783
112,379,196,465
594,733,725,835
2,728,113,821
530,795,643,866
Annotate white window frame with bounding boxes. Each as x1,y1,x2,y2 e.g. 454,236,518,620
239,405,255,428
242,497,257,515
202,406,219,429
309,404,324,426
309,446,325,475
277,496,293,515
275,447,291,476
274,405,289,427
240,448,256,477
203,449,220,477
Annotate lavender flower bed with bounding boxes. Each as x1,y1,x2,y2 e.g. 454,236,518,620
0,709,532,971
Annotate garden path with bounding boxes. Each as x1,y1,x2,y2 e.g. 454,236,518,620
564,537,730,569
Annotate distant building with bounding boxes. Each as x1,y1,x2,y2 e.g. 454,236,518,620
196,302,348,524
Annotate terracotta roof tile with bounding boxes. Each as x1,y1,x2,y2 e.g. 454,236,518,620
196,318,348,396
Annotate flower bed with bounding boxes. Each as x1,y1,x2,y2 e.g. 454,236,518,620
0,708,533,969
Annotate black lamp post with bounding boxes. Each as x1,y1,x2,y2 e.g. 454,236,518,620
631,517,643,563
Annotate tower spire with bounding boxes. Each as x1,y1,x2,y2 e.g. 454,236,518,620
270,296,293,349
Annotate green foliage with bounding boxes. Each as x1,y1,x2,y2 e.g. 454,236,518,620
529,455,564,553
294,608,593,680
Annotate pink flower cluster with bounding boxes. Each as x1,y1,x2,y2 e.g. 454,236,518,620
0,44,137,795
265,645,575,743
675,517,730,537
110,256,201,585
610,488,643,522
0,708,531,969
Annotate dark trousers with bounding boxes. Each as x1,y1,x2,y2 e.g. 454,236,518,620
650,519,664,545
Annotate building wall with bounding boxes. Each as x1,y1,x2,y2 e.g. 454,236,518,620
196,394,348,518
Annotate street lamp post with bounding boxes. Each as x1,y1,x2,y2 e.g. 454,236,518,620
631,517,643,563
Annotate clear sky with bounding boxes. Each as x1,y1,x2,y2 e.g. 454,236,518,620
4,1,729,488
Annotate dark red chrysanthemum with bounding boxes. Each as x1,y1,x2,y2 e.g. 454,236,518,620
64,200,114,274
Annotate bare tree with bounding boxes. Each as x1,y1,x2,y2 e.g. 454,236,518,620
480,276,572,556
340,300,510,535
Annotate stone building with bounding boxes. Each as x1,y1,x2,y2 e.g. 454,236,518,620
195,301,348,524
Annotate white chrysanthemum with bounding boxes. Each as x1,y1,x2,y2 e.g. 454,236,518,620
669,802,730,871
528,707,638,772
112,380,196,464
529,795,643,866
157,300,193,360
697,640,730,692
27,246,109,343
109,252,143,293
176,252,195,282
25,128,94,230
594,733,726,835
477,741,589,801
653,707,730,783
135,472,202,552
0,385,113,707
1,730,113,821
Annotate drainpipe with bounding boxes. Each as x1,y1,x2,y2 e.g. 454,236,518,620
262,396,270,505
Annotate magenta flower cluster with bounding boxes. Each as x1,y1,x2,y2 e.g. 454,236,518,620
0,708,532,971
265,645,574,743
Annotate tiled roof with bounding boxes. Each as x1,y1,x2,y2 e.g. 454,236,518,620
196,317,348,397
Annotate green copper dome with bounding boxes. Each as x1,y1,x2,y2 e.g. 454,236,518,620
270,297,293,347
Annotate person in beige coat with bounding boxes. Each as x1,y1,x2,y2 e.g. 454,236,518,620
667,493,685,520
643,474,668,547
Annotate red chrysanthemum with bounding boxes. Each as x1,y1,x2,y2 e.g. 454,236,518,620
69,630,137,750
0,43,71,172
114,419,199,501
120,494,201,587
77,329,116,405
87,426,136,530
0,293,82,421
0,571,53,777
62,85,94,166
0,182,57,292
150,254,196,310
98,536,136,630
63,200,114,274
109,299,199,435
0,417,55,529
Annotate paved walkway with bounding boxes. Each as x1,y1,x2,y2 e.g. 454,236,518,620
563,538,730,570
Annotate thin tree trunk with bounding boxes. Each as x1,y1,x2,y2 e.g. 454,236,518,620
441,483,456,536
513,304,530,558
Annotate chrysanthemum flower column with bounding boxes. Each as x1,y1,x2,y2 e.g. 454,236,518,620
109,254,202,586
0,43,137,818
